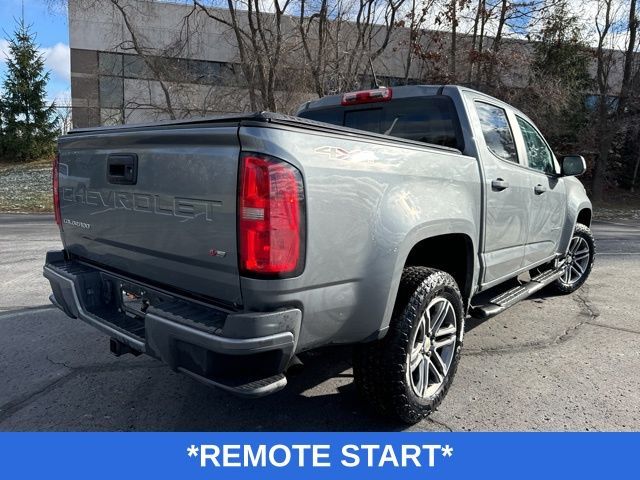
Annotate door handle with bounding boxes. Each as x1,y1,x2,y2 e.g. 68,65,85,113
107,154,138,185
534,184,547,195
491,178,509,191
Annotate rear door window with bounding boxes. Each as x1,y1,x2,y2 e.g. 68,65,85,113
475,102,518,163
298,96,464,150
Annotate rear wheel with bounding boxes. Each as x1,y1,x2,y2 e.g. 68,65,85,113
551,223,595,294
353,267,464,424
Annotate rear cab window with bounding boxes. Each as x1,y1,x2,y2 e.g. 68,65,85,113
298,96,464,151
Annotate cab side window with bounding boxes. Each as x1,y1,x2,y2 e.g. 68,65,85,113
516,116,555,174
475,102,518,163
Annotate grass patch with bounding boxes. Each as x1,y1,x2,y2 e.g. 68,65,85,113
0,158,53,213
593,189,640,222
593,206,640,221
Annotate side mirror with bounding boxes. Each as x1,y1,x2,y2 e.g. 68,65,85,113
561,155,587,176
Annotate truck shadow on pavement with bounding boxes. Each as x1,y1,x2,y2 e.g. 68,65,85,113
0,308,418,432
0,302,539,432
162,345,411,431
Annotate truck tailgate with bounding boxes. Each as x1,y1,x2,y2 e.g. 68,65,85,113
57,126,242,306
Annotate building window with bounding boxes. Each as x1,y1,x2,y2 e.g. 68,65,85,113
99,50,241,87
98,52,123,76
99,76,124,109
123,55,151,79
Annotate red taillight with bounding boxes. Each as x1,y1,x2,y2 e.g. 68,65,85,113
52,153,61,226
238,153,305,277
341,87,392,106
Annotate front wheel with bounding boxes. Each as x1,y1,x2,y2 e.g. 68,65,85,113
551,223,595,294
353,267,464,424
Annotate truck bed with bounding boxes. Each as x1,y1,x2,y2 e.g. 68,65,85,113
67,112,461,154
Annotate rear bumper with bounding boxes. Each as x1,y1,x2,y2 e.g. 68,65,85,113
43,250,301,397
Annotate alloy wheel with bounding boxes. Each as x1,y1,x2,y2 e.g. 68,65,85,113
407,297,457,399
561,235,591,287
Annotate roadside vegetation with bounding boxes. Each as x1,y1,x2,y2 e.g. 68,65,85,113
0,158,52,213
593,195,640,221
0,19,58,213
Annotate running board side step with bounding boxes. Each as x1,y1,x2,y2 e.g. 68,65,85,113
469,267,564,319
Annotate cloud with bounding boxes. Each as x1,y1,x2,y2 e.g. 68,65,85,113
42,43,70,82
0,39,70,82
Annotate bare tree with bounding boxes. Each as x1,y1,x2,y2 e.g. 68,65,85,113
298,0,330,97
53,93,73,134
193,0,309,111
108,0,200,119
295,0,407,95
592,0,639,201
401,0,433,83
437,0,470,81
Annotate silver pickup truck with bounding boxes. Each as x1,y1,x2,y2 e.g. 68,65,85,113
44,85,594,423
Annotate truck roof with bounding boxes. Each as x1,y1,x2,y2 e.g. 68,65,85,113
297,84,523,117
297,85,447,112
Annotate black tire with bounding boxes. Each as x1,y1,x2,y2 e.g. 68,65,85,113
353,267,464,424
550,223,595,294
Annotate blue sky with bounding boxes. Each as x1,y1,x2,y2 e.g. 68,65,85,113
0,0,70,104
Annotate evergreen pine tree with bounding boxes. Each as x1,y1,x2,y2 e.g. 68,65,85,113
0,19,58,162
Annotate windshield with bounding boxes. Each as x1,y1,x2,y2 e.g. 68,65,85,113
298,96,464,150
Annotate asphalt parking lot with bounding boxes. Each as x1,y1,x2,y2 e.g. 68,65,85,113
0,214,638,431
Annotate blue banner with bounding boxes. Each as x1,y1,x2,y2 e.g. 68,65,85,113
0,432,637,479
